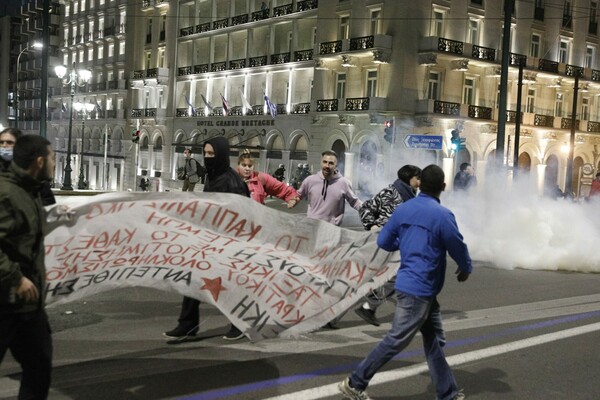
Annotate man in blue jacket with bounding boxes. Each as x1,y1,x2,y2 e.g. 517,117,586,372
339,164,472,400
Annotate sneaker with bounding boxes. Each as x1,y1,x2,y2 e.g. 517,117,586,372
354,307,380,327
163,326,197,339
222,325,245,341
452,390,466,400
338,378,372,400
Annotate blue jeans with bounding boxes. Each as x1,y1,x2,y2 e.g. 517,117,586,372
349,292,458,400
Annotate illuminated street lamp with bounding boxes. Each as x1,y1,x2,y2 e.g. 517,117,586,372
55,63,92,190
14,41,43,127
74,102,95,189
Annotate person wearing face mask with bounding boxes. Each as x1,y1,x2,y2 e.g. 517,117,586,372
0,135,56,400
1,128,55,206
297,150,362,226
164,137,251,342
237,151,300,207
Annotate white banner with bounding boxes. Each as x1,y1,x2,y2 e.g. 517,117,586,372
45,192,398,340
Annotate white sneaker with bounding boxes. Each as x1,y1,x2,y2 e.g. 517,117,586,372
338,377,372,400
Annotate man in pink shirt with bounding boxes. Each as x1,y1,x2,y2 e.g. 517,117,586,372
298,150,362,226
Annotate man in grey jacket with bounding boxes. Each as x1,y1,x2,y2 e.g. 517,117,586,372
0,135,55,399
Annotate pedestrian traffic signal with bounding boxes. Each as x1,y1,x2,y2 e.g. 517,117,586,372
384,120,394,143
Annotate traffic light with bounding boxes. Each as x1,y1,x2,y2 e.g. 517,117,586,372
384,120,394,143
450,130,466,150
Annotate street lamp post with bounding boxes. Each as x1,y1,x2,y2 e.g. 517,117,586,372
55,63,92,190
14,41,43,128
74,102,95,190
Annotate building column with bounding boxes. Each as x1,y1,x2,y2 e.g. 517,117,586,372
443,157,455,189
344,151,356,183
536,163,547,196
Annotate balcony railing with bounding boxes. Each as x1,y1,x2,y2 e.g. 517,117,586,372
145,108,157,117
588,121,600,132
249,56,267,67
292,102,310,114
232,13,249,26
176,108,189,117
252,105,264,115
229,59,246,70
472,45,496,61
294,49,313,61
560,118,580,130
506,110,523,123
229,106,244,116
349,36,374,51
509,53,527,67
538,58,559,73
213,18,229,30
210,62,227,72
131,109,143,118
534,114,554,127
592,70,600,82
346,97,369,111
271,52,290,64
252,9,269,21
468,105,492,120
178,66,192,76
273,3,293,17
316,99,338,112
434,100,460,115
276,104,287,115
196,23,210,33
132,70,145,79
566,64,584,78
320,40,342,55
194,64,209,74
297,0,318,12
438,38,463,55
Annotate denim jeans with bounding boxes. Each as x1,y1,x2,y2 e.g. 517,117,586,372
349,292,458,400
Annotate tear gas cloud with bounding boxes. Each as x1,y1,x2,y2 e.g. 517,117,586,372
363,149,600,273
443,173,600,272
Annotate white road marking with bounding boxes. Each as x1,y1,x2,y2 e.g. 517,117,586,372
264,322,600,400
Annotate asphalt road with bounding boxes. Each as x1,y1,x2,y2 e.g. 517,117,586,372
2,198,600,399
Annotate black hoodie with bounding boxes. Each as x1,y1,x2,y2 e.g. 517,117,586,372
203,136,250,197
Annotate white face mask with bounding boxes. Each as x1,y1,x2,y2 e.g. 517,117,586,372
0,147,13,162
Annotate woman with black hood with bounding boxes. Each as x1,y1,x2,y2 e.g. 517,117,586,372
354,164,421,327
164,137,250,341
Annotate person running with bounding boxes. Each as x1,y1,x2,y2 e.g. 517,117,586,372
164,137,250,341
338,164,472,400
355,165,421,326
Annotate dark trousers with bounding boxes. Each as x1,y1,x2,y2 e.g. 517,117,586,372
0,310,53,400
177,296,200,331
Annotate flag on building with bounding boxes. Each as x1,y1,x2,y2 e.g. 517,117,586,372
264,94,277,119
239,88,252,112
61,103,68,113
220,93,230,115
200,94,214,112
184,94,197,116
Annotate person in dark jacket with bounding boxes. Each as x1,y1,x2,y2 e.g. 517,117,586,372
0,135,56,399
1,128,55,206
163,136,250,341
453,162,477,192
355,165,421,326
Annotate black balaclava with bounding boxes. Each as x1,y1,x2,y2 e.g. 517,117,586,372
204,136,231,181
